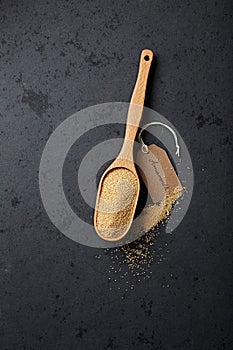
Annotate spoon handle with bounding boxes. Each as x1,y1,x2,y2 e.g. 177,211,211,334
120,49,153,158
130,49,154,108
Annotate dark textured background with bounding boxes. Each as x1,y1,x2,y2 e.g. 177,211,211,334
0,0,233,349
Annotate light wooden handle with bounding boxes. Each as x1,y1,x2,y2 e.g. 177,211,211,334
118,49,153,161
131,49,154,106
124,49,153,142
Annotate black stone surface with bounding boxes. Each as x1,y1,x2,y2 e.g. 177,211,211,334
0,0,232,349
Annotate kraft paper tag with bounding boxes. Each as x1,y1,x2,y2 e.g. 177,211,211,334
136,144,183,204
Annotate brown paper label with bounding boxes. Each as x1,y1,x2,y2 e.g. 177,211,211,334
136,144,183,204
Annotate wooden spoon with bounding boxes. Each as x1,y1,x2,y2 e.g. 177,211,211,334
94,49,154,241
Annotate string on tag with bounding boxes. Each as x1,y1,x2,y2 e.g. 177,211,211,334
138,122,180,156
